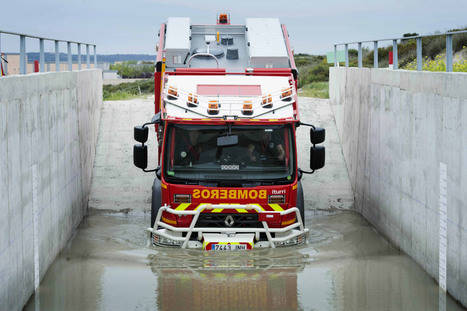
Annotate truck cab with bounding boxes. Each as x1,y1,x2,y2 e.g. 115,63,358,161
133,15,325,250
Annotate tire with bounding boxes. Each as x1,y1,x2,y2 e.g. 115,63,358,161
297,181,305,226
151,178,162,227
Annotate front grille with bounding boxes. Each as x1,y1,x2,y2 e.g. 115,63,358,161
196,213,261,228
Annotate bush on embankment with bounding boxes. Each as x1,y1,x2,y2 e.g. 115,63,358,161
103,79,154,100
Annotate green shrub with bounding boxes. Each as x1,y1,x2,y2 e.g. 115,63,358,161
109,62,155,78
296,58,332,87
103,79,154,100
403,54,467,72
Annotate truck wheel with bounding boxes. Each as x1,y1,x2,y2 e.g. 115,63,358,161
297,181,305,226
151,178,162,227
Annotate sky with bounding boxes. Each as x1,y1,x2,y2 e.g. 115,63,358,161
1,0,466,55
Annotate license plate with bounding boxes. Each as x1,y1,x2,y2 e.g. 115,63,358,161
211,243,247,251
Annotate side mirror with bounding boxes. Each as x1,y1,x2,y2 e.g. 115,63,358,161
134,126,148,143
310,146,325,170
133,144,148,169
310,127,325,145
151,112,161,124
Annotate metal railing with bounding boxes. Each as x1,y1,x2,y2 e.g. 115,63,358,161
0,29,96,75
333,30,467,72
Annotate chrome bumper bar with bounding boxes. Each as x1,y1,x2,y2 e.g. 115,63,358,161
146,204,308,249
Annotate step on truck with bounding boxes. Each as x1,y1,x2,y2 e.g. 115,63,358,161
133,14,325,250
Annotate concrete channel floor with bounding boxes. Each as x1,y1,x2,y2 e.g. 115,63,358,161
24,96,465,311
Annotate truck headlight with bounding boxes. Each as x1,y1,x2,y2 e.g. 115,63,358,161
174,194,191,203
268,195,285,204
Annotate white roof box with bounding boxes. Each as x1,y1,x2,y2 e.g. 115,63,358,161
246,18,289,68
165,17,191,67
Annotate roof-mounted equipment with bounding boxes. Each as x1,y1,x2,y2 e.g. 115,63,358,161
217,13,230,25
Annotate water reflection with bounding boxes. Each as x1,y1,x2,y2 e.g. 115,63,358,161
23,212,466,311
148,248,308,311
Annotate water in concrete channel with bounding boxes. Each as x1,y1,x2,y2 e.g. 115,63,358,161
24,210,464,311
23,97,465,310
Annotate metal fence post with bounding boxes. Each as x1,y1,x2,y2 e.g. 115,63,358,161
93,45,97,67
345,44,349,67
344,44,349,67
334,45,337,66
0,33,5,75
1,34,7,75
446,34,453,72
77,43,81,70
39,38,45,72
416,37,422,71
358,42,362,68
67,41,72,71
392,39,398,70
374,41,378,68
20,35,26,74
86,44,90,68
55,40,60,72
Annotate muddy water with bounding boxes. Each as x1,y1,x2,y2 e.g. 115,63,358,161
24,211,465,311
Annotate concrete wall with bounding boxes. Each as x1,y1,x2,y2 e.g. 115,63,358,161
0,69,102,310
329,67,467,306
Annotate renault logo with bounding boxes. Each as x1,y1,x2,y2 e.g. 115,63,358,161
224,215,235,227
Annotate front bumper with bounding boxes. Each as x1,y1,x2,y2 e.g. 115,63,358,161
146,204,309,249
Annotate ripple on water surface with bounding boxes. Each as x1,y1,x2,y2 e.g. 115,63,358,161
24,211,465,311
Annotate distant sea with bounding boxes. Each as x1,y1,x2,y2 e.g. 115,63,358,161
25,52,155,63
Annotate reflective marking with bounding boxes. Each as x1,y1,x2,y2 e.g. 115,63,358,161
269,203,284,211
32,165,40,291
292,184,298,190
190,203,266,213
439,162,447,293
161,216,177,225
194,203,204,210
281,217,296,226
175,203,190,210
161,183,167,189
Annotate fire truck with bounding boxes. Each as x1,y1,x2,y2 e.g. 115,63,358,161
133,14,325,250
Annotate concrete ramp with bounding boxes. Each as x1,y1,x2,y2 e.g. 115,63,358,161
88,97,157,214
297,97,354,212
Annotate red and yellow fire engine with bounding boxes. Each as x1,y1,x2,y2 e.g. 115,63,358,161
133,14,325,250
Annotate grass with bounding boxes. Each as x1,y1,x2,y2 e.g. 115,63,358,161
103,79,154,101
104,91,142,101
298,82,329,98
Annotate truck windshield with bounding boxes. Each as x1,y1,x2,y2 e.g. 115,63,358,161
163,124,295,185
